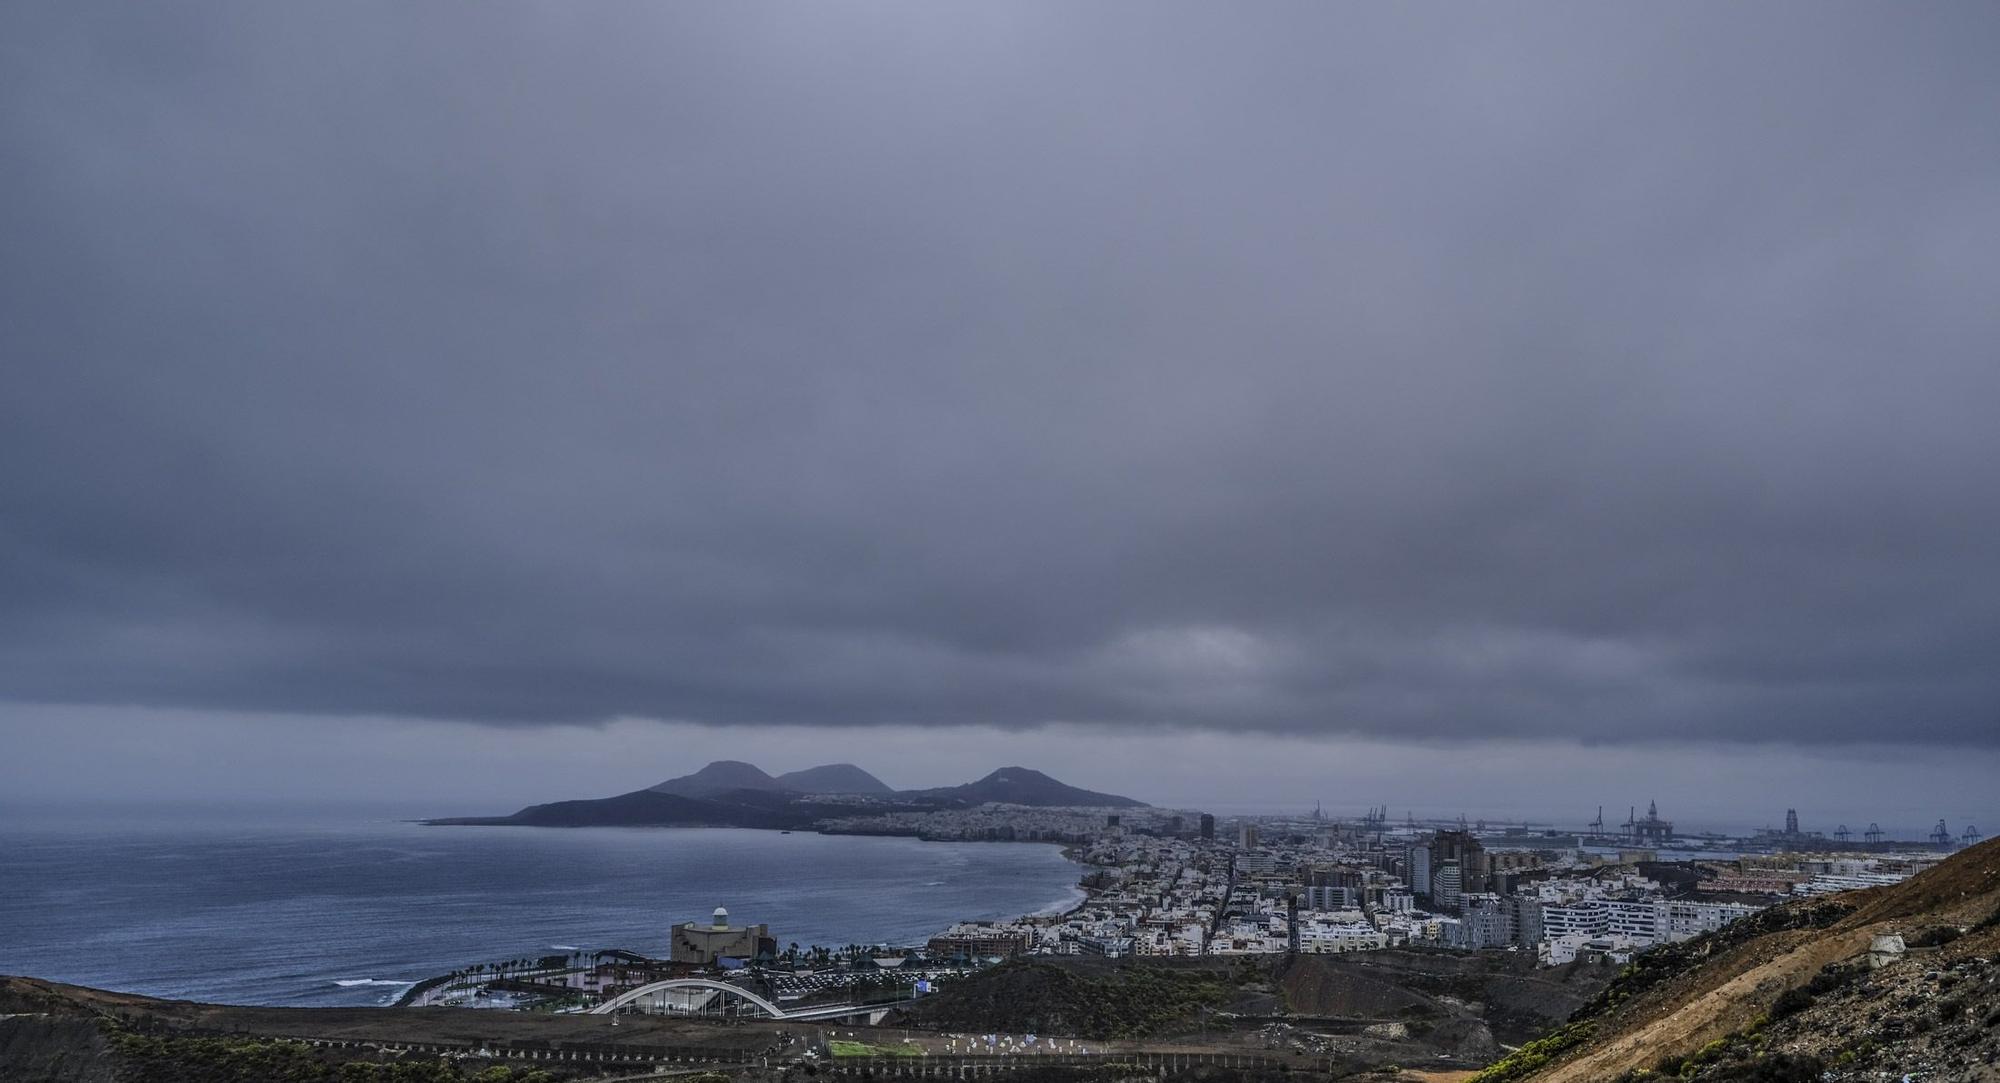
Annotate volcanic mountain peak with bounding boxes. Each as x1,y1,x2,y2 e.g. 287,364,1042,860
647,759,783,798
919,765,1147,808
773,763,892,794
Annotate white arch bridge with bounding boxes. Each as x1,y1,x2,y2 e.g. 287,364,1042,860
589,978,906,1022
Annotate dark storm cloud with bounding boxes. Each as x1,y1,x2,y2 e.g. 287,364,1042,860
3,2,1998,744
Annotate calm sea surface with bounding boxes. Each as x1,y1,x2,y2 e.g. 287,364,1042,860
0,807,1083,1008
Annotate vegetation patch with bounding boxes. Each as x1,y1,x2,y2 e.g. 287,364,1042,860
1462,1021,1595,1083
107,1026,556,1083
948,1068,1292,1083
1567,900,1853,1026
1606,1006,1829,1081
910,961,1234,1039
1904,925,1962,949
1974,901,2000,933
1614,1050,1823,1083
1767,961,1862,1021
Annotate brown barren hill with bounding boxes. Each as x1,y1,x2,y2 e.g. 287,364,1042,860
1509,835,2000,1083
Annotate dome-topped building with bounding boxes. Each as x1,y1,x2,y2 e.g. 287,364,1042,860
670,904,773,967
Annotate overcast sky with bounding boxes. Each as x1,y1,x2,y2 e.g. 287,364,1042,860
3,3,1996,822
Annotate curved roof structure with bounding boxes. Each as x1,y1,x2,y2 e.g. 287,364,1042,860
589,977,786,1017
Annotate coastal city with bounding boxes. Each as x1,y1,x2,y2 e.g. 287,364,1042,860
943,802,1960,967
13,3,2000,1079
10,781,1997,1082
407,796,1974,1019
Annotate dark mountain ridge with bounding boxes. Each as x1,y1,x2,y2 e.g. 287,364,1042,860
908,766,1146,809
425,761,1145,829
648,759,785,797
773,762,892,794
648,760,893,797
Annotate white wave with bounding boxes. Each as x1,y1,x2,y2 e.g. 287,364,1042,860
1028,886,1089,917
925,881,947,887
333,978,417,987
549,944,581,951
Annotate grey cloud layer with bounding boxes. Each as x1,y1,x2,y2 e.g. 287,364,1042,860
3,3,1997,743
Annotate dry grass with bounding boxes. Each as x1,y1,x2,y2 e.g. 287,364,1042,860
1523,836,2000,1082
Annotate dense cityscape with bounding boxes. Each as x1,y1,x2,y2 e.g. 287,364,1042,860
955,804,1964,963
411,797,1971,1019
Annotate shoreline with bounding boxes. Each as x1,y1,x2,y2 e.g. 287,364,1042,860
1025,844,1094,919
3,819,1086,1012
389,834,1098,1006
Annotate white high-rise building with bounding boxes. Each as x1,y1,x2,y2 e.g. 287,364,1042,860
1431,860,1463,908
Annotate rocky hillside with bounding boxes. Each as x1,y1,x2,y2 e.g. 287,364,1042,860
1475,836,2000,1082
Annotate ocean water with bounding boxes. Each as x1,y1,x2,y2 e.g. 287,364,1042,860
0,807,1083,1008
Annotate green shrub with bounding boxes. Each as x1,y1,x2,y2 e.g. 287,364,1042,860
1464,1022,1595,1083
107,1026,555,1083
910,962,1232,1039
1768,961,1861,1021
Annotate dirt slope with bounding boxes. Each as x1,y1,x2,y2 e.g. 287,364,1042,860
1512,837,2000,1082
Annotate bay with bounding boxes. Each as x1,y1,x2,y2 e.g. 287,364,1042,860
0,807,1083,1008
